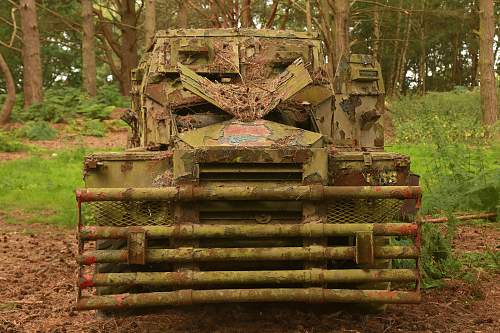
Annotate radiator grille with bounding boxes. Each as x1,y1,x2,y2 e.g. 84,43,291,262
327,199,402,224
199,163,303,182
84,201,173,226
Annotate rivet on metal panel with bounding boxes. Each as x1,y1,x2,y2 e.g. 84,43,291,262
355,231,374,265
128,227,147,265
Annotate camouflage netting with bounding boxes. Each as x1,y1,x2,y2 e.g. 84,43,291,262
202,79,285,122
212,41,239,72
179,58,312,122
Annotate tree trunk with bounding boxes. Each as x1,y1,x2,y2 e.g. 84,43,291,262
470,44,479,86
417,0,426,95
305,0,312,32
479,0,498,126
0,51,16,125
119,0,138,96
386,0,403,97
394,10,412,96
279,0,291,30
333,0,349,77
372,1,380,59
451,33,462,87
241,0,252,28
317,0,334,78
265,0,279,28
176,0,188,28
82,0,97,97
144,0,156,48
19,0,43,108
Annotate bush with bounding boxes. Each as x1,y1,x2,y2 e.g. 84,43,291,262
17,121,58,141
421,144,499,214
0,131,26,152
389,90,499,287
13,88,81,123
10,85,130,123
80,119,107,137
76,103,115,120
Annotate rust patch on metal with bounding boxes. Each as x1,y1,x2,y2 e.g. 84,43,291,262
79,274,95,289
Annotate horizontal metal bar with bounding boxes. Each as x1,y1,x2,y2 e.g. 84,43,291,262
419,212,497,223
79,223,418,240
76,185,422,202
76,288,421,310
79,269,418,289
78,245,418,265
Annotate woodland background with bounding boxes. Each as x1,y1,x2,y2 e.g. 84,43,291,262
0,0,499,119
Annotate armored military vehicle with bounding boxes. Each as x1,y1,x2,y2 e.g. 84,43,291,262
75,29,421,311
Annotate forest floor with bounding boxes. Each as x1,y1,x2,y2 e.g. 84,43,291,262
0,219,498,333
0,131,499,333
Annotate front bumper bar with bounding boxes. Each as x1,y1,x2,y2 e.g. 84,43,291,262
79,268,418,289
77,288,421,310
76,185,421,202
79,245,417,265
79,222,418,240
76,184,422,310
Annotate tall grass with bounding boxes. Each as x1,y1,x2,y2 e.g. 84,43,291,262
388,89,499,286
390,88,496,145
0,149,85,226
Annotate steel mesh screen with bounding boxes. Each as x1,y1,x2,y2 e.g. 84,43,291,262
83,201,173,226
327,199,402,224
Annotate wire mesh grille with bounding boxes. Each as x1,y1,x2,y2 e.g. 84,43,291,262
327,199,402,224
83,201,174,226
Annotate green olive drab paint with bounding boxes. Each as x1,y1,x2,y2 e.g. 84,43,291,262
75,29,421,311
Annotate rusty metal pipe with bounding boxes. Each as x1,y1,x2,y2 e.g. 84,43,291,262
78,245,418,265
76,288,421,310
79,269,418,289
76,185,421,202
79,223,418,240
419,212,497,223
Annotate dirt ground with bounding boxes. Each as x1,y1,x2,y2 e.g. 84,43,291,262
0,129,128,162
0,218,498,333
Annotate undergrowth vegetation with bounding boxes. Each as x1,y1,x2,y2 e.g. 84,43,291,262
388,89,499,287
0,85,129,152
0,131,27,152
16,121,58,141
390,88,497,145
0,149,85,225
9,85,129,123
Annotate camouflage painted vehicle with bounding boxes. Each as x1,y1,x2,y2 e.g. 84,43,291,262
75,29,421,312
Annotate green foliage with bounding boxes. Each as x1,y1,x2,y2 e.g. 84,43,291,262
388,91,499,215
0,131,26,152
389,89,495,145
105,119,129,131
388,90,499,287
388,144,499,214
419,221,460,287
80,119,107,137
459,251,500,273
421,144,499,213
13,88,80,122
0,149,86,226
17,121,58,141
389,143,498,286
419,221,499,288
10,86,129,123
67,119,107,137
